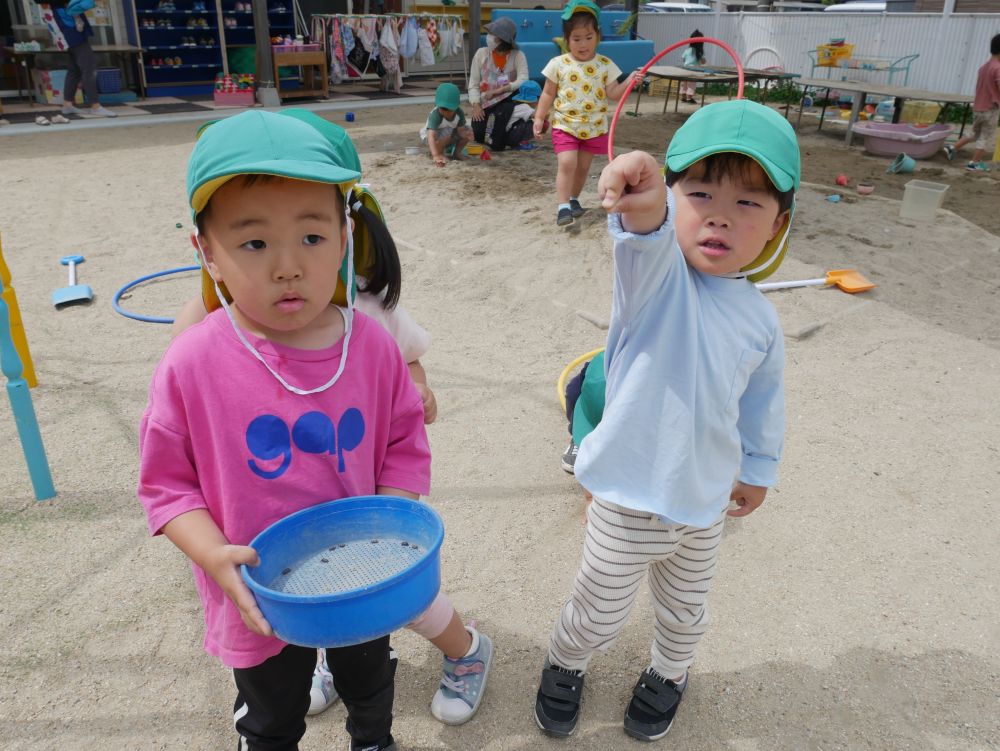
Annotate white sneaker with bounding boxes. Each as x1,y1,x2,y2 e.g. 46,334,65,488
61,104,82,115
90,105,117,118
307,650,339,715
430,626,493,725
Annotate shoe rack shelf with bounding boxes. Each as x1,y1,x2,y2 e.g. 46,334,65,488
134,1,295,96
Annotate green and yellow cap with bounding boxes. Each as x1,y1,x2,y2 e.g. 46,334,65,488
561,0,601,20
666,99,800,282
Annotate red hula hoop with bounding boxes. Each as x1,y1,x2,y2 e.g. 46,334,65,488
607,37,744,161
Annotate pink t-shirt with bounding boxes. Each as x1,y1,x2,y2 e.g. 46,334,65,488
974,57,1000,112
137,309,431,668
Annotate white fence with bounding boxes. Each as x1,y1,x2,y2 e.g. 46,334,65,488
637,11,1000,96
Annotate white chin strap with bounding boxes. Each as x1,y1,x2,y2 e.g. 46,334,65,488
193,200,355,396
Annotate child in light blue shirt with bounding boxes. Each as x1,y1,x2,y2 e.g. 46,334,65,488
534,100,800,742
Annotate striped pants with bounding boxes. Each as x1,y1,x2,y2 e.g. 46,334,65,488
548,497,726,681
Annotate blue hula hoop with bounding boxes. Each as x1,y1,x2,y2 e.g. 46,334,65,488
112,265,200,324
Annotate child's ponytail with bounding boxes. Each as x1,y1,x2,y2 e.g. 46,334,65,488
350,196,401,311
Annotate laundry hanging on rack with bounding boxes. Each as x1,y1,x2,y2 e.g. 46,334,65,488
311,13,466,90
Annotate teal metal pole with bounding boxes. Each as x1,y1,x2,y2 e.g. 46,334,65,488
0,278,55,501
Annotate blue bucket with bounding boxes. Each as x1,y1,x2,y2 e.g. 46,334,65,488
242,496,444,648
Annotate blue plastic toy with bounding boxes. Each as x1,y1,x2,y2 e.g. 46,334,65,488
52,255,93,308
242,496,444,648
0,276,55,501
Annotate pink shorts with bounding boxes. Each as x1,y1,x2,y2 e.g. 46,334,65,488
552,128,609,155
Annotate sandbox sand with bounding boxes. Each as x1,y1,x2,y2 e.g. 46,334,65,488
1,101,999,750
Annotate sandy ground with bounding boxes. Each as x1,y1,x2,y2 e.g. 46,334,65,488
1,99,999,751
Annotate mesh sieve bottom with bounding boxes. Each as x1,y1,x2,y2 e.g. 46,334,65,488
268,537,425,596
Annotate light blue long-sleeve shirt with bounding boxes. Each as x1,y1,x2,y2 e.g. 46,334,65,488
574,187,785,527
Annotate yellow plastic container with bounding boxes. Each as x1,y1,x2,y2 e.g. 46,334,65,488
899,100,942,125
816,43,854,67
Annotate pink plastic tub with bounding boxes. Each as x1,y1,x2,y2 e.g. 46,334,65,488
850,123,952,159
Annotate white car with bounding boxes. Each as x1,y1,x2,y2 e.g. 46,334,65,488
641,2,713,11
823,2,886,11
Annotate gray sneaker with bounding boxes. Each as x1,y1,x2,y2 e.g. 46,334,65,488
561,441,578,474
430,627,493,725
90,105,117,118
943,144,956,161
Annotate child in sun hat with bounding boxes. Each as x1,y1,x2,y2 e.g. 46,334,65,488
421,82,474,166
173,110,460,721
532,0,639,226
137,111,491,751
505,78,541,149
534,99,799,741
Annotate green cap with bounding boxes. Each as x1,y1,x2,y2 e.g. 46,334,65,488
561,0,601,20
280,109,362,174
195,110,362,175
666,99,800,192
666,100,800,282
187,110,360,217
435,82,461,110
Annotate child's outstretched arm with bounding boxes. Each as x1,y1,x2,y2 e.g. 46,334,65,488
598,150,667,234
533,79,557,138
161,509,273,637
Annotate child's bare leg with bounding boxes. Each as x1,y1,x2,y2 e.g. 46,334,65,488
428,611,473,659
451,126,472,160
414,595,494,725
556,150,579,204
571,150,595,200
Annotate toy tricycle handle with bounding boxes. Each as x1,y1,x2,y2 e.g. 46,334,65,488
60,255,85,266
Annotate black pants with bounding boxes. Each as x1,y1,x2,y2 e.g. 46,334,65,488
65,40,99,106
232,638,395,751
472,96,516,152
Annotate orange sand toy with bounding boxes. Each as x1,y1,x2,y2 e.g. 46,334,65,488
755,269,876,294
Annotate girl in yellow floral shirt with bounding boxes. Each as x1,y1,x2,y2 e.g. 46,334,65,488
533,0,637,226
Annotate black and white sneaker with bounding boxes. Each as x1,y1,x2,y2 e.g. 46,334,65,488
534,661,585,737
561,441,578,474
623,668,685,742
557,207,574,226
350,736,396,751
569,198,586,218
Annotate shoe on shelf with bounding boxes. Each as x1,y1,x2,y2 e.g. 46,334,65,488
90,105,117,118
557,207,574,227
943,144,956,161
50,114,70,124
623,667,686,742
308,650,339,716
966,161,990,172
534,660,584,737
568,198,585,218
561,441,578,474
430,627,493,725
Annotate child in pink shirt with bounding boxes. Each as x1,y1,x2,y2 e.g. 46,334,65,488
138,111,490,751
944,33,1000,172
